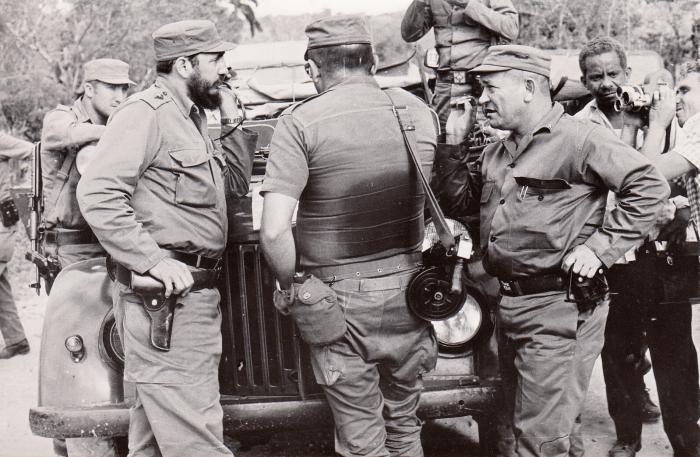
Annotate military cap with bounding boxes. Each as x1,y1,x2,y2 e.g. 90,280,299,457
304,15,372,60
83,58,135,85
470,45,551,79
152,19,235,62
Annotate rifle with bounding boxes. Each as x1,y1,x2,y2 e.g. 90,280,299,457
24,142,59,294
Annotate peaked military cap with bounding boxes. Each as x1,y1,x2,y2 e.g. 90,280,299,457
84,58,135,85
470,45,551,79
153,19,236,61
304,15,372,60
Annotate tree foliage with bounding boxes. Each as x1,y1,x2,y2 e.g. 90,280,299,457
1,0,699,140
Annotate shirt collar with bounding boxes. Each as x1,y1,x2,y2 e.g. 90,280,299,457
325,75,380,92
503,103,565,153
72,97,94,124
156,76,199,119
581,99,615,130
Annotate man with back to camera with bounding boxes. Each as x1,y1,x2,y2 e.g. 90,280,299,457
431,44,669,456
40,58,133,268
77,19,255,457
574,36,699,457
260,15,440,457
401,0,519,137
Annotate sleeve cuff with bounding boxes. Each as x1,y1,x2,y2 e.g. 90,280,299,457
583,235,617,268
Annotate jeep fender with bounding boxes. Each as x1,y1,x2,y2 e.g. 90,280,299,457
37,258,123,409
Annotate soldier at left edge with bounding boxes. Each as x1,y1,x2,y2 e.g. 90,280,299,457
0,133,33,359
39,58,134,282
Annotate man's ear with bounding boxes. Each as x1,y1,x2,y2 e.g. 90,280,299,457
175,56,193,79
524,77,536,102
83,82,94,99
625,66,632,81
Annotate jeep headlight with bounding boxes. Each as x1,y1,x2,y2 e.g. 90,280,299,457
432,290,482,349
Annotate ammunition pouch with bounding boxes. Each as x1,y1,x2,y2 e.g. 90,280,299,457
0,198,19,227
285,274,346,346
106,256,220,351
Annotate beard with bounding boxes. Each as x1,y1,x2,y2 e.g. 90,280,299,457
187,71,222,110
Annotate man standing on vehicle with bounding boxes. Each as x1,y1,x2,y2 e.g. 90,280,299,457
0,133,33,359
40,58,133,267
78,20,254,457
574,37,698,457
401,0,519,135
260,15,439,457
432,44,668,456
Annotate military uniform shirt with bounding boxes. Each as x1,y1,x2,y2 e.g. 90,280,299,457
77,77,252,274
261,76,438,271
41,97,105,227
479,103,668,279
401,0,519,71
0,133,32,202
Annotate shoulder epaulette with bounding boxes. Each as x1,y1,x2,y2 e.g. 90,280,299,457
133,86,172,110
280,91,326,117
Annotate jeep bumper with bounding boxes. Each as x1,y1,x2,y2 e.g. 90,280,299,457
30,385,498,438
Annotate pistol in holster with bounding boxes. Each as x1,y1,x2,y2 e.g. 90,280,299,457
107,257,179,351
135,288,177,352
566,269,609,312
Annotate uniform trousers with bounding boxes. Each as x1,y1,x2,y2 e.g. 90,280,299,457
112,282,231,457
497,290,609,457
603,255,700,455
0,223,26,347
309,270,437,457
431,80,474,138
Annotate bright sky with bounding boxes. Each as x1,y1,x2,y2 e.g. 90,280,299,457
255,0,410,17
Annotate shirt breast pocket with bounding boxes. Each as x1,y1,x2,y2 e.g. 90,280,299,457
513,176,571,250
168,147,217,208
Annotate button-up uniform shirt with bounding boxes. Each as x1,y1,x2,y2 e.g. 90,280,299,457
77,77,253,274
479,103,668,279
401,0,519,71
0,133,32,202
40,97,105,228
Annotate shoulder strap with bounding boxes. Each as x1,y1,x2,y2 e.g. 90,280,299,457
384,90,455,253
45,147,77,221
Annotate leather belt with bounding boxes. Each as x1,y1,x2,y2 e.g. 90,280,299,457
161,250,221,269
106,256,220,292
44,228,98,246
638,240,700,257
499,273,566,297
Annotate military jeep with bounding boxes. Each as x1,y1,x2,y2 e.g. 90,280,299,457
28,40,503,456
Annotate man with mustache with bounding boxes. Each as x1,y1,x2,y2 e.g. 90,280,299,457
77,19,254,457
40,58,133,268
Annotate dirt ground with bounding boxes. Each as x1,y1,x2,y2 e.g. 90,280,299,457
0,228,698,457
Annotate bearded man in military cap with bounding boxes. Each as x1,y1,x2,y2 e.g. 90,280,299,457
40,58,134,269
77,20,254,457
260,15,439,457
432,44,669,456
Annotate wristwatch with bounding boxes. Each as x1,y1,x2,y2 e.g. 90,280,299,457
221,117,243,126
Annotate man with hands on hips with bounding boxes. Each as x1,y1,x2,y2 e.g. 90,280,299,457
432,44,669,456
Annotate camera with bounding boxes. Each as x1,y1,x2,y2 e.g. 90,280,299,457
614,84,653,112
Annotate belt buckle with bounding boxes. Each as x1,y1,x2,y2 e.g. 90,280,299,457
453,70,467,84
499,280,522,296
